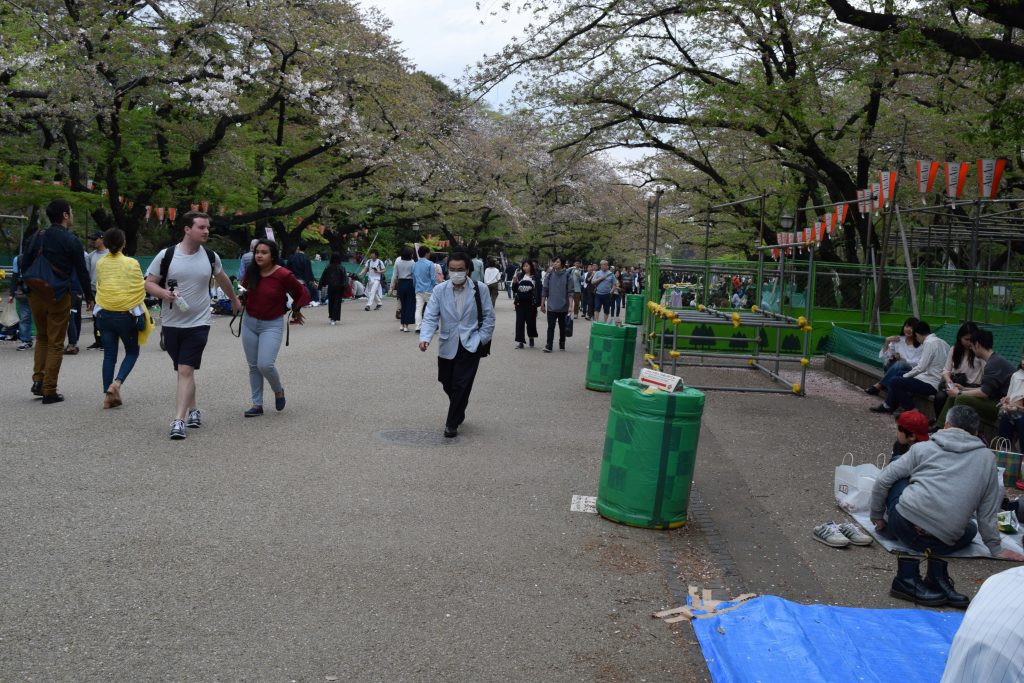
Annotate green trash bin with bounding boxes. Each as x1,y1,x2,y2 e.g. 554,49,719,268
585,322,637,392
624,294,644,325
596,379,705,529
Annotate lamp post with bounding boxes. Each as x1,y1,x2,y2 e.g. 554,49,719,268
652,188,664,257
258,195,272,240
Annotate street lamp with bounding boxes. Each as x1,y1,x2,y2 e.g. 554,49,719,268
652,187,664,257
258,195,272,239
780,213,794,230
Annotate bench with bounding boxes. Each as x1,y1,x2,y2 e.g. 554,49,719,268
824,353,936,420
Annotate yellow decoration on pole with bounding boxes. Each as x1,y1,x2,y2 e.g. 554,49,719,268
669,351,681,358
800,357,810,366
792,383,801,394
750,305,758,313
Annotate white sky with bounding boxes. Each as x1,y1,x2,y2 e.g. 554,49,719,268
362,0,531,107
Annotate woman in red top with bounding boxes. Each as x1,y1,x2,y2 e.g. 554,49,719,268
240,239,309,417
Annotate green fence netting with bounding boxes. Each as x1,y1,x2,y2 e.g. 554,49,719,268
829,324,1024,368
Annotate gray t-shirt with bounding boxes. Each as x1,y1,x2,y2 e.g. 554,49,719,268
146,247,223,328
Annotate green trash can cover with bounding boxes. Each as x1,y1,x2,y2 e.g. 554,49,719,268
597,379,705,529
585,323,637,391
625,294,644,325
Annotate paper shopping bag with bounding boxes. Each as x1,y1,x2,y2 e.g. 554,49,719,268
834,453,883,514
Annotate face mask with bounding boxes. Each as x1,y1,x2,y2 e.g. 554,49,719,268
450,271,467,284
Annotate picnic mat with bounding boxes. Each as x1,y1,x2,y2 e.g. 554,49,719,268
692,595,963,683
849,511,1023,558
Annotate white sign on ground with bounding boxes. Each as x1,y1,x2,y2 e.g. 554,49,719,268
570,495,597,514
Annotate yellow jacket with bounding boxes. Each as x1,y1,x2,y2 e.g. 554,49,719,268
95,252,155,345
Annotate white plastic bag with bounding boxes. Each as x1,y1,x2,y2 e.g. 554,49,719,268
834,453,884,514
0,301,19,328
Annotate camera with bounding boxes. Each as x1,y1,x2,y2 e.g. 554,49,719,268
166,278,178,290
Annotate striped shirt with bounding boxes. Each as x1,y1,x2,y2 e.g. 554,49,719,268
941,566,1024,683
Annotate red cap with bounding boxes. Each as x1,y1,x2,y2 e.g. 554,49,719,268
897,409,930,441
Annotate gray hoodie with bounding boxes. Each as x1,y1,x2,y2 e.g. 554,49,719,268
870,428,1003,555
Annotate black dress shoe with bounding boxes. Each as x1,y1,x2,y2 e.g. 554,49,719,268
86,342,103,350
870,403,895,413
444,426,458,438
41,393,65,404
865,386,880,395
31,381,43,396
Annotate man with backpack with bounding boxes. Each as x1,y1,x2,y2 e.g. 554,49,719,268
21,199,92,404
145,212,241,440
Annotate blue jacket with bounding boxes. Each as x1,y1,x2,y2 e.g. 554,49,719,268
419,280,495,359
413,258,436,293
21,224,91,302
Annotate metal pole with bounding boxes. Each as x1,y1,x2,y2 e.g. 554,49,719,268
756,195,765,313
895,205,919,318
645,201,652,260
652,190,663,257
703,209,711,261
966,200,981,321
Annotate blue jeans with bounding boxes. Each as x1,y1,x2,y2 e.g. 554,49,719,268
885,477,976,554
885,376,936,410
241,314,285,406
16,297,33,342
67,293,83,345
96,310,140,391
880,360,910,389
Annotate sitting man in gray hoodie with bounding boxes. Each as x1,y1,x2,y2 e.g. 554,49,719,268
870,405,1024,606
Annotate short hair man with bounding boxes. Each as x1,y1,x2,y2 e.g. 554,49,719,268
871,406,1024,602
569,260,583,318
21,199,92,403
85,230,108,350
238,238,259,282
362,249,385,311
145,212,241,439
418,252,495,438
412,244,435,332
540,256,573,352
288,243,317,306
591,259,615,322
936,328,1015,426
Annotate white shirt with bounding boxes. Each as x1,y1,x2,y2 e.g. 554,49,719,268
365,258,384,281
903,334,952,390
145,247,223,328
941,566,1024,683
881,336,924,366
483,267,501,285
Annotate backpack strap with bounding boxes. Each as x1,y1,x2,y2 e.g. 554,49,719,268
158,244,176,287
472,280,483,331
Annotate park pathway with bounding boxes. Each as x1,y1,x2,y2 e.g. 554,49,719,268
0,295,706,682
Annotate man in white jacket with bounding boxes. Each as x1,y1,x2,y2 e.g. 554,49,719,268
871,320,950,415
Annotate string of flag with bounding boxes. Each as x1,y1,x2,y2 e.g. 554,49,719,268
769,158,1009,259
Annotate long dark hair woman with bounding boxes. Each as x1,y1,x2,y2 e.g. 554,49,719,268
318,251,348,325
240,239,310,417
512,260,541,349
935,321,984,415
390,245,417,332
865,316,922,395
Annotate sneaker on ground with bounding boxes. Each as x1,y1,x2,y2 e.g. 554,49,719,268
838,522,873,546
17,342,33,350
169,419,187,440
186,408,202,428
812,521,850,548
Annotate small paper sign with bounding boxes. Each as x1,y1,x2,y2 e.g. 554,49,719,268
265,227,275,242
639,368,683,392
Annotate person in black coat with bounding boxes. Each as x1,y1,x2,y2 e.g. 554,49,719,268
287,243,316,304
317,252,348,325
512,260,541,349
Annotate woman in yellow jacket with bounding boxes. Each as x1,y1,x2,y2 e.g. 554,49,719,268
94,228,153,408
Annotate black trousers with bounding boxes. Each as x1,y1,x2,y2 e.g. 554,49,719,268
437,342,481,429
546,311,567,348
514,304,538,343
327,287,343,321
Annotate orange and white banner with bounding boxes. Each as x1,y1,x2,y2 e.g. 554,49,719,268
145,206,152,220
834,203,848,228
945,162,968,202
156,207,165,221
880,171,897,206
871,183,882,211
168,207,177,222
856,190,869,215
977,159,1006,199
916,160,940,195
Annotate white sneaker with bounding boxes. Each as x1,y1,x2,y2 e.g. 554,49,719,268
838,522,873,546
813,521,850,548
186,408,202,428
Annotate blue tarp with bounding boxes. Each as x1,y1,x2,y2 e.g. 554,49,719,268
691,596,963,683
